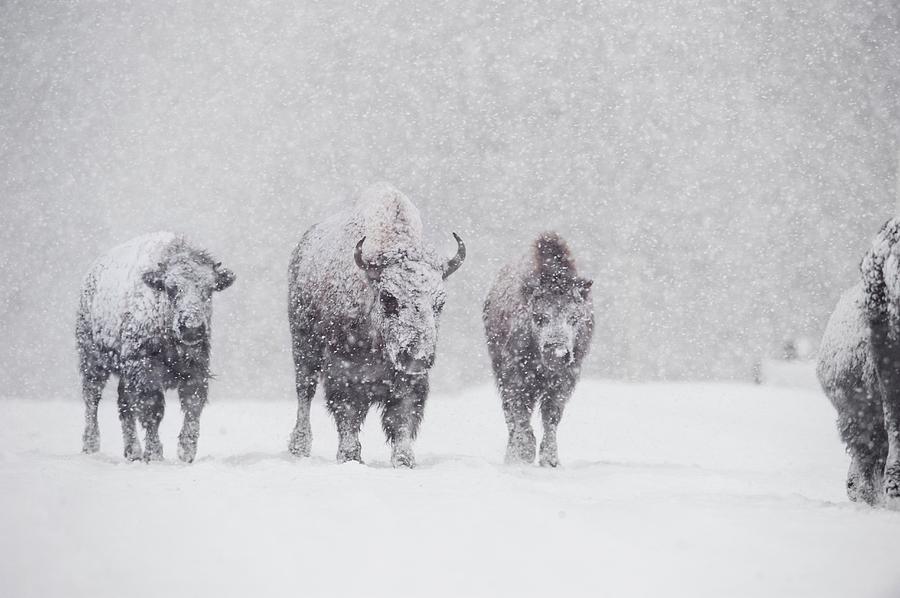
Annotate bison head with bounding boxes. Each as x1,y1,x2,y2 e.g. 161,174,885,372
355,234,465,375
143,249,235,347
524,278,593,368
522,233,592,369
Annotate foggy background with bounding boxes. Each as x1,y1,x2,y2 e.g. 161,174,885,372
1,0,898,401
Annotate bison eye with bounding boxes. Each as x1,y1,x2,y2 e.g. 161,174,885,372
380,291,400,317
532,313,549,326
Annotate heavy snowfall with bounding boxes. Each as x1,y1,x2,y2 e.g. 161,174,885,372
2,1,900,597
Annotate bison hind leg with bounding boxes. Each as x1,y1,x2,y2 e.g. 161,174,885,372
288,362,318,458
288,321,322,459
117,379,142,461
80,367,108,454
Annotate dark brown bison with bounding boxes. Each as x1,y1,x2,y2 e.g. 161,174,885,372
818,218,900,505
483,233,594,467
287,183,465,467
76,232,235,462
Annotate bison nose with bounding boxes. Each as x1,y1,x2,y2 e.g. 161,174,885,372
179,322,206,344
396,348,434,375
541,342,572,367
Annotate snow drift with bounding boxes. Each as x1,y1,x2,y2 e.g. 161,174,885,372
1,381,899,598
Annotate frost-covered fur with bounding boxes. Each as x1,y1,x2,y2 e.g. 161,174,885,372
483,233,594,467
817,218,900,505
76,232,235,462
287,183,465,467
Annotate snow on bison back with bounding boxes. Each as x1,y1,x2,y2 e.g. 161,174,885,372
286,182,465,468
76,232,235,463
817,217,900,506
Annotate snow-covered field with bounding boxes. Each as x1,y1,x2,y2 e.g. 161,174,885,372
1,380,899,598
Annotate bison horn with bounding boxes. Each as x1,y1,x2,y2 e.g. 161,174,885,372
354,237,382,281
442,233,466,280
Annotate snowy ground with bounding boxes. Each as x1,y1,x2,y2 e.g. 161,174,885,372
2,380,899,598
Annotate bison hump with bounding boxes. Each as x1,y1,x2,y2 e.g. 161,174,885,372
357,183,425,260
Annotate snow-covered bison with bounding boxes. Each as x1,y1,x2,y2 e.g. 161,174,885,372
76,232,235,462
483,233,594,467
818,217,900,505
287,183,465,467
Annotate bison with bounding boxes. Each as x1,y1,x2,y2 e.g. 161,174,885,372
287,183,465,467
76,232,235,462
818,217,900,505
483,233,594,467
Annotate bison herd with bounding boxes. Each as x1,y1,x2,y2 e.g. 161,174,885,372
75,182,900,506
77,183,592,469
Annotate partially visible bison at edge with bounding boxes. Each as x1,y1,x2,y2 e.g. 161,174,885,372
818,217,900,506
483,233,594,467
76,232,235,462
287,182,465,468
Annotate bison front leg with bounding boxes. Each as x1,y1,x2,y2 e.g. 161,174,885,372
539,396,565,468
137,389,165,462
847,455,881,505
499,368,538,464
177,380,208,463
325,381,370,464
539,378,576,468
871,322,900,501
382,376,428,469
836,396,886,505
503,393,536,464
882,392,900,501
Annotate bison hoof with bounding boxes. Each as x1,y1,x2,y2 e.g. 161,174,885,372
847,472,877,505
391,448,416,469
82,433,100,455
288,431,311,458
143,442,163,463
539,453,559,468
123,441,142,462
177,441,197,463
337,442,362,464
884,464,900,500
505,432,536,465
505,448,536,465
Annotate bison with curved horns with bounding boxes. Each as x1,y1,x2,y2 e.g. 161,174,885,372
483,233,594,467
818,218,900,505
76,232,235,462
287,183,466,467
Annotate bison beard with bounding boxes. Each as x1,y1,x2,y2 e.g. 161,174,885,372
483,232,594,467
287,183,465,468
